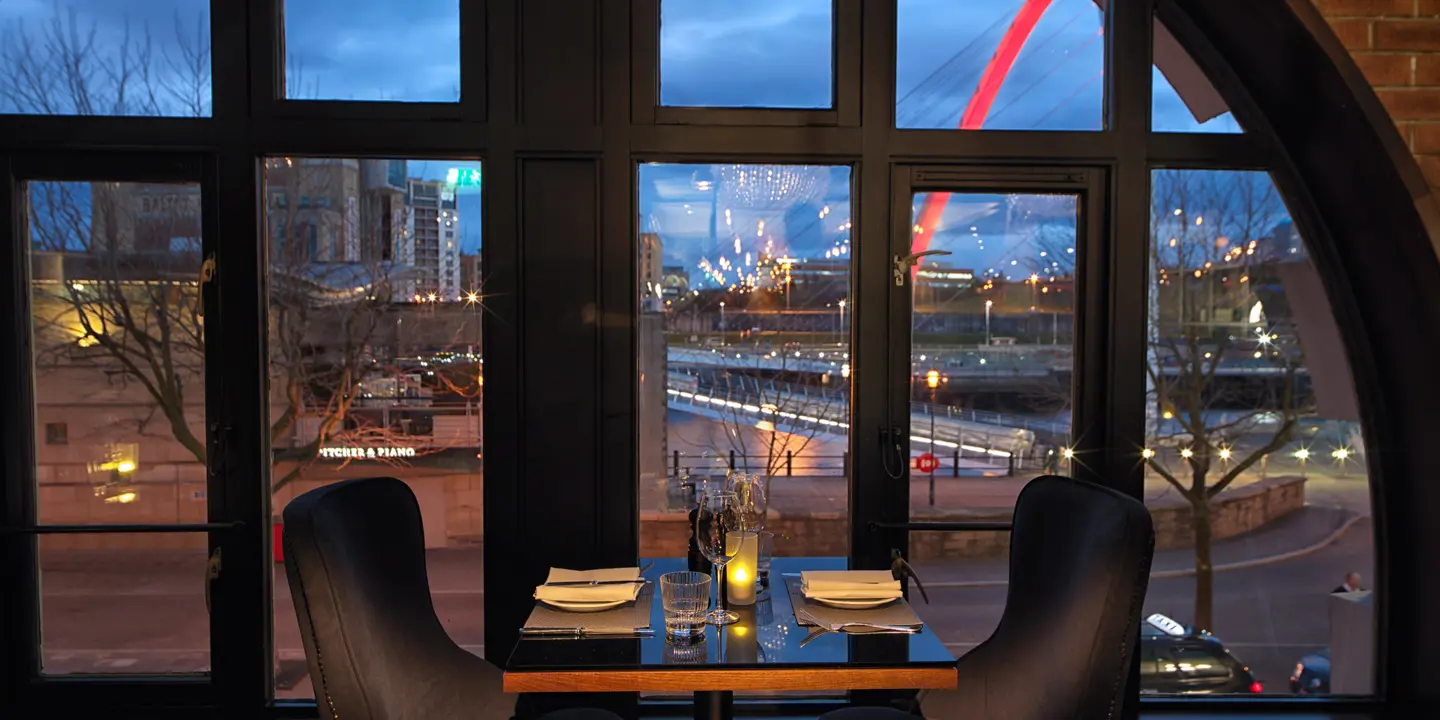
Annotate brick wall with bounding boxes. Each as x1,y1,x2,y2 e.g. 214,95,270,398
1316,0,1440,186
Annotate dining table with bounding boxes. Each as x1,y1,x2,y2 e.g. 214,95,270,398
504,557,957,720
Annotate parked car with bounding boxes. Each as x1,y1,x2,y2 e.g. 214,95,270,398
1290,648,1331,695
1139,613,1264,695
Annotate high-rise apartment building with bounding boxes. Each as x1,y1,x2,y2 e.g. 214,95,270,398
405,179,461,300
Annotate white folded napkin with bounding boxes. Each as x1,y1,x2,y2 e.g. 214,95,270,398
801,570,904,600
534,567,642,604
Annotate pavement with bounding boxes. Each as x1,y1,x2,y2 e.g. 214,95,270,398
35,495,1373,699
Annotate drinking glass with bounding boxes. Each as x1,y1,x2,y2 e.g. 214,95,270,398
659,571,710,640
726,472,767,531
695,490,743,625
755,530,775,587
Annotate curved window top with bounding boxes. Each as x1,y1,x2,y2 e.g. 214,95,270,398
896,0,1105,131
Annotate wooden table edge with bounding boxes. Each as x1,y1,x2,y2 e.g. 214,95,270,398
503,666,957,693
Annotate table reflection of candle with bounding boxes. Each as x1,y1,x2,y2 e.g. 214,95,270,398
726,531,758,605
724,606,758,664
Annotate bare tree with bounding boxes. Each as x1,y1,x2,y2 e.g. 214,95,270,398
1145,169,1312,631
674,351,842,518
1,3,210,116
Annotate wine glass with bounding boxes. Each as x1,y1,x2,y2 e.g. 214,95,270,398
695,490,743,625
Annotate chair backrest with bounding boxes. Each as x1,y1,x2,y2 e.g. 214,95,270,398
283,477,507,720
925,475,1155,720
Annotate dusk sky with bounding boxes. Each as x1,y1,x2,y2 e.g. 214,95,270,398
2,0,1249,274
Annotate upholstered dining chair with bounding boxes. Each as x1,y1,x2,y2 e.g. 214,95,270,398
821,475,1156,720
283,476,620,720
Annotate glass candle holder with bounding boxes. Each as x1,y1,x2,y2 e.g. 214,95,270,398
726,530,758,605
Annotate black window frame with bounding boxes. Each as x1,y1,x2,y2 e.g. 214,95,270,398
0,0,1415,716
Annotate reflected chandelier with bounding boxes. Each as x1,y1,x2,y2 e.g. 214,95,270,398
713,164,828,210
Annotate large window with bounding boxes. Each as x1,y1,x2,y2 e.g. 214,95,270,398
263,158,483,698
26,179,211,674
2,0,1420,715
0,1,211,116
281,1,460,102
1145,169,1374,695
659,0,834,109
638,163,853,561
896,0,1105,131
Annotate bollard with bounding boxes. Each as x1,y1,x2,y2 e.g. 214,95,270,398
1007,454,1016,477
786,450,793,477
729,450,735,471
953,449,960,477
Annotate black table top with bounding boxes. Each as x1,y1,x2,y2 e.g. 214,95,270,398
506,557,957,674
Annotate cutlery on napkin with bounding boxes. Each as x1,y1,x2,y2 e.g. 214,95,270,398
800,570,904,600
534,567,642,604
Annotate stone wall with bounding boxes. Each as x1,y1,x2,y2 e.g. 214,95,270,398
639,476,1307,561
35,463,484,551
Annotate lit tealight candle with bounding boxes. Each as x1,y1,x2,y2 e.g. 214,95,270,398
726,531,758,606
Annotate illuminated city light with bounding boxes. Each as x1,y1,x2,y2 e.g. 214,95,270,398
1180,447,1194,459
1142,448,1155,459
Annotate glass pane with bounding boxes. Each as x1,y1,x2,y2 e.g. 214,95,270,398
40,532,210,674
28,181,207,525
1152,17,1242,133
660,0,833,109
282,1,459,102
1147,169,1374,696
896,0,1104,131
906,191,1077,650
638,162,853,562
265,158,483,699
0,1,211,116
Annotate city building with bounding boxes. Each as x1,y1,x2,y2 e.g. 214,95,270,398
405,178,461,300
459,252,482,294
265,157,362,264
358,159,411,266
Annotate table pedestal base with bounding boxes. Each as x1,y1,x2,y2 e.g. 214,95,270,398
695,690,733,720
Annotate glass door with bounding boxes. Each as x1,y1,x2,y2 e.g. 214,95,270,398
880,166,1108,660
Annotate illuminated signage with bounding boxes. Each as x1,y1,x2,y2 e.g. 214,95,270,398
445,168,483,187
1146,613,1186,637
319,447,418,459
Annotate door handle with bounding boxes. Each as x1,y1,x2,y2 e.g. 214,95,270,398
205,546,222,615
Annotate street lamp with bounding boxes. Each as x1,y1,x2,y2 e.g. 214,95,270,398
926,369,940,507
1294,447,1310,478
719,301,726,346
984,300,993,347
837,298,847,346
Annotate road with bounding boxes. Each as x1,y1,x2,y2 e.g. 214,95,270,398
34,509,1372,699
